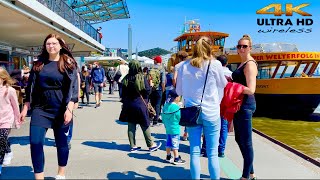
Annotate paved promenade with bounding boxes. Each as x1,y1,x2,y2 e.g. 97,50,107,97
4,91,320,179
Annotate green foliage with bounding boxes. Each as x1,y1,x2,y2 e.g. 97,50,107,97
138,47,172,58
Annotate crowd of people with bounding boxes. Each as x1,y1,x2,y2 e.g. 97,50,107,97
0,33,257,180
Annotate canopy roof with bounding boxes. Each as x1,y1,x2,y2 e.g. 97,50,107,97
65,0,130,24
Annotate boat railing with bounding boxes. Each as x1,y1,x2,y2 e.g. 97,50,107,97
36,0,101,43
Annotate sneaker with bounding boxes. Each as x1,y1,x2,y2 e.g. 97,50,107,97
55,175,66,179
173,156,186,165
3,152,13,166
218,152,225,158
149,142,162,152
95,103,100,108
130,147,141,152
166,154,173,163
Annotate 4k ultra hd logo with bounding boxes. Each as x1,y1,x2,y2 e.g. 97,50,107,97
256,3,313,33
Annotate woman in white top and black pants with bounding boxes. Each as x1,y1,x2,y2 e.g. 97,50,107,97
176,37,227,179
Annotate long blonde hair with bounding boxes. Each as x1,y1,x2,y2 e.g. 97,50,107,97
0,67,16,87
238,34,252,46
190,37,213,68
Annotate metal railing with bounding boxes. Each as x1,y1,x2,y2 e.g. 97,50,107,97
36,0,101,43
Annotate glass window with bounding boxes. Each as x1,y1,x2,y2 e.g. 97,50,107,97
258,66,271,79
295,63,307,77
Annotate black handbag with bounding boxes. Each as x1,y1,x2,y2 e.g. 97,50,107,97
179,60,211,127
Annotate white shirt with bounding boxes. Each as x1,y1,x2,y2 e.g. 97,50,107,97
176,59,227,121
223,66,232,78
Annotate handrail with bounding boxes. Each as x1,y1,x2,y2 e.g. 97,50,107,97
36,0,101,43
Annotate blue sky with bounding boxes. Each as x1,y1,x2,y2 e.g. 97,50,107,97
95,0,320,52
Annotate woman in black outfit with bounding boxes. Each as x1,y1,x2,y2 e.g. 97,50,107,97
232,34,258,180
121,60,161,152
20,34,78,179
80,65,90,105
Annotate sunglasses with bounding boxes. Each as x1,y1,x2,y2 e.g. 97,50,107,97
236,45,250,49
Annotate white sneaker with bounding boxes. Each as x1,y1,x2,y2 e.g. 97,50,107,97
55,175,66,179
3,152,13,166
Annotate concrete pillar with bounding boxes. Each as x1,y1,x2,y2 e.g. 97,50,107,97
128,24,132,60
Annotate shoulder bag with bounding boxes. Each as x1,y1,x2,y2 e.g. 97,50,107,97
179,60,211,127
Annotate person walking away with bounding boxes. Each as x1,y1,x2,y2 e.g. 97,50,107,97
232,34,258,180
0,67,23,175
149,56,166,126
114,60,129,99
162,90,186,165
106,67,116,94
20,34,79,179
176,37,227,179
121,60,161,152
90,61,105,108
80,65,90,105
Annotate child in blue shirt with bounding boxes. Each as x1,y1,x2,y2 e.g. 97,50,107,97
162,90,186,165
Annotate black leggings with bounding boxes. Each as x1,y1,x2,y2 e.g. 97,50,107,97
0,128,11,165
30,125,70,173
81,87,89,103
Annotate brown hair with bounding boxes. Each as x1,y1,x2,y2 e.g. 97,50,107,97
238,34,252,46
190,36,213,68
33,34,77,72
177,50,188,61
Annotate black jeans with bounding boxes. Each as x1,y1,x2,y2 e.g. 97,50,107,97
109,81,116,94
233,101,256,178
150,90,162,124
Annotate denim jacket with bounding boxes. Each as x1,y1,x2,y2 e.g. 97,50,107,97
25,65,79,107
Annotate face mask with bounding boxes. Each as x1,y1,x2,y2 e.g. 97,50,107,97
84,67,88,71
93,65,97,68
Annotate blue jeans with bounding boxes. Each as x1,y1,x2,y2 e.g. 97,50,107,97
187,116,220,179
233,103,256,178
30,125,69,173
67,124,73,144
218,117,229,154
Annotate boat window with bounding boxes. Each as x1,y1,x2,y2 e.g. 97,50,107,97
181,40,186,50
257,66,272,79
282,65,295,78
274,66,285,78
305,62,314,75
294,63,307,77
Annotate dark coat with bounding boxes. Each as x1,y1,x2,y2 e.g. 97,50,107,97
121,76,151,127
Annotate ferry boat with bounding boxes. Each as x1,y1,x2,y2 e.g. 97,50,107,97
173,20,320,121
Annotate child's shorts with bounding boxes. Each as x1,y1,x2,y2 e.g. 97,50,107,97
166,134,180,150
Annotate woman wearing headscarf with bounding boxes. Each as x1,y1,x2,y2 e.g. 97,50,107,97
121,60,161,152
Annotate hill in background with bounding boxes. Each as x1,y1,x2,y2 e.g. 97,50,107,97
138,47,172,58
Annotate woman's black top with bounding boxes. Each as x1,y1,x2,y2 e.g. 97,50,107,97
31,60,69,128
232,60,256,106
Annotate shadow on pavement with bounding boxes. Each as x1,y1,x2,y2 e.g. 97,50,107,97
82,141,129,152
1,166,34,179
8,136,56,147
127,153,167,163
147,165,191,179
107,171,156,179
115,120,127,125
